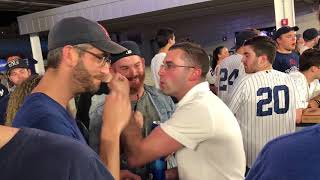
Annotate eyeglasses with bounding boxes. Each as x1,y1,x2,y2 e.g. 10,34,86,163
74,47,111,66
160,62,195,71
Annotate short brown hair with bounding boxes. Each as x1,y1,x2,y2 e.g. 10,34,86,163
169,42,209,78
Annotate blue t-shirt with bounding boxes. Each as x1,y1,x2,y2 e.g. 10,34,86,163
0,128,114,180
272,51,299,73
246,124,320,180
12,92,86,144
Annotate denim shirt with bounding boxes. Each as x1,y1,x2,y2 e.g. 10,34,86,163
88,85,175,153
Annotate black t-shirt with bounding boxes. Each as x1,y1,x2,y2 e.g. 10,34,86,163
0,128,114,180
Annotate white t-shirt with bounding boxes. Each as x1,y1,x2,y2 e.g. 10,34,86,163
228,69,305,167
289,71,320,108
216,54,246,103
151,52,166,89
160,82,245,180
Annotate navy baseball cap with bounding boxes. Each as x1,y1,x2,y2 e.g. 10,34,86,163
6,58,29,75
110,41,142,64
303,28,319,41
273,26,299,40
233,30,258,50
48,17,127,54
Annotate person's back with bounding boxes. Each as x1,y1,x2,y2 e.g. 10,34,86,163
162,82,245,180
151,52,167,88
217,54,245,103
12,93,86,144
289,71,320,108
246,124,320,180
151,28,175,88
229,70,302,167
0,127,113,180
216,30,258,103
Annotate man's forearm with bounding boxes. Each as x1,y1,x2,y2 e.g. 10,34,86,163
123,122,144,167
100,130,121,180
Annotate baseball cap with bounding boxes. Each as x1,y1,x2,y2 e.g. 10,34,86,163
303,28,319,41
48,17,127,54
6,58,29,75
273,26,299,40
233,30,258,50
110,41,142,64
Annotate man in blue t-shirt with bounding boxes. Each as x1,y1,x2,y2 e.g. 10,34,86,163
246,124,320,180
0,125,114,180
273,26,300,73
12,17,137,180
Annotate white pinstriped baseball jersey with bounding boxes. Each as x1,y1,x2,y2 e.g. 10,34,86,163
289,71,320,108
216,54,246,103
228,69,305,168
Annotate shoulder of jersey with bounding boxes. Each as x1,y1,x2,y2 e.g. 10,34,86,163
220,54,243,66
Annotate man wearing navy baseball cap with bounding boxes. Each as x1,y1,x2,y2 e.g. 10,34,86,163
6,56,31,87
273,26,300,73
300,28,319,54
12,17,135,180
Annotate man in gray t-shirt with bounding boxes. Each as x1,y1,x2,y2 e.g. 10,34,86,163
89,41,175,179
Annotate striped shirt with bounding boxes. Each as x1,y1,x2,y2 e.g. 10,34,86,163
289,71,320,108
216,54,246,103
228,69,304,167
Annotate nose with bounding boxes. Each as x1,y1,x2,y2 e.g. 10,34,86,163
128,67,138,77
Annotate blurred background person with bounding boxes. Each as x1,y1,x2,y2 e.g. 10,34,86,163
206,45,229,94
300,28,319,54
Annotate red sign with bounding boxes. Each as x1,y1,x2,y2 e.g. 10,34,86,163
281,18,288,26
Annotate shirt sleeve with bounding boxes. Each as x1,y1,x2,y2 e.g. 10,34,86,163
160,101,213,150
290,79,306,109
228,79,248,113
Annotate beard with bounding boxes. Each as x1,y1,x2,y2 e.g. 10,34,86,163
72,58,100,94
126,72,145,95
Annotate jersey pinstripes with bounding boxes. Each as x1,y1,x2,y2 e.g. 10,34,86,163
228,70,304,168
216,54,246,103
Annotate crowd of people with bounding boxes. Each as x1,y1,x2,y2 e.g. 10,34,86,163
0,10,320,180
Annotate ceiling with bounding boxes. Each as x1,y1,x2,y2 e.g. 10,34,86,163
0,0,87,26
0,0,318,27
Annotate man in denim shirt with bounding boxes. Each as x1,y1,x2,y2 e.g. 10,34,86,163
89,41,175,178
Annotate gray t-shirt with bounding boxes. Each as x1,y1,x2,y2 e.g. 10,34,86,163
131,91,161,137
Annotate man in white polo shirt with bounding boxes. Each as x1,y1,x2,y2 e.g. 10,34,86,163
123,42,245,180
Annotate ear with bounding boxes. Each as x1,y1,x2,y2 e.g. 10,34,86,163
141,58,146,67
61,45,78,67
310,66,318,72
188,68,202,81
169,37,175,45
258,54,269,66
